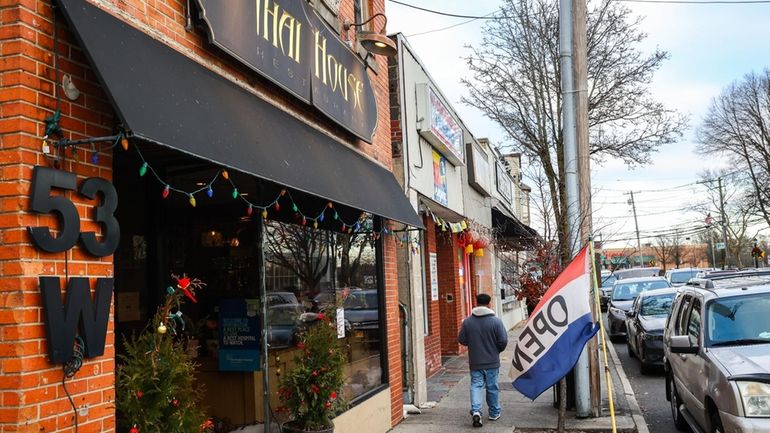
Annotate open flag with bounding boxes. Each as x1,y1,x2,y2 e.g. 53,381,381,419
509,245,599,400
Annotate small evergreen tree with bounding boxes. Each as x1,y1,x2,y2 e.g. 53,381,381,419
116,275,211,433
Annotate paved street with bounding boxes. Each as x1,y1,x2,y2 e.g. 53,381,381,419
606,317,678,433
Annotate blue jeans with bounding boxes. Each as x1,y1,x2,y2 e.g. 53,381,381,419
470,368,500,417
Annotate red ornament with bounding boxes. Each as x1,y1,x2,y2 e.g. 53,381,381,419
311,384,320,394
171,397,179,408
175,277,198,303
325,401,332,408
135,390,144,399
274,202,280,212
317,313,325,320
130,425,140,433
329,391,337,400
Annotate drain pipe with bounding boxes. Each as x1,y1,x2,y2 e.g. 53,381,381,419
399,302,413,404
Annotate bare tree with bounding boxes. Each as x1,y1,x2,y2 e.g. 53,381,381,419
650,235,673,272
698,70,770,229
695,169,759,268
265,221,330,296
463,0,687,262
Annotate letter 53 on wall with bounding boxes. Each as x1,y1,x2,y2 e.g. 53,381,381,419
27,166,120,257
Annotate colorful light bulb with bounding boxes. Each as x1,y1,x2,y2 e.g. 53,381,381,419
261,209,268,219
188,194,196,207
247,205,253,216
221,169,229,180
292,203,298,213
120,137,129,151
334,211,339,220
231,188,238,199
274,202,280,212
162,185,170,198
139,162,148,177
207,186,213,198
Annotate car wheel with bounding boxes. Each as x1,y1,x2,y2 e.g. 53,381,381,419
710,410,724,433
668,374,688,431
626,338,636,359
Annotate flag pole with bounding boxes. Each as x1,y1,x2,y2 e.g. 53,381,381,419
589,237,617,433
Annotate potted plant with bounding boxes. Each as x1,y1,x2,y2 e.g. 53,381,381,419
277,310,346,433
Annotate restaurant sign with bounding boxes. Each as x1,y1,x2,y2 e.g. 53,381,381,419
416,84,464,166
496,161,513,203
195,0,378,142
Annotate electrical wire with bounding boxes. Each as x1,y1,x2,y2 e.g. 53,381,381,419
407,13,494,37
388,0,503,19
615,0,770,3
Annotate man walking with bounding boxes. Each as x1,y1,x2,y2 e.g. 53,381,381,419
458,293,508,427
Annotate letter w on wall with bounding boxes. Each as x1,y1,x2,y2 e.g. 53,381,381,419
39,277,114,363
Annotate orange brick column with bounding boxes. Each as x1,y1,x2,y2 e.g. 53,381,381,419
0,2,117,432
422,215,442,377
436,229,464,356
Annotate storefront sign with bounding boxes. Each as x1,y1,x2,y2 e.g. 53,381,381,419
496,161,513,203
429,253,438,301
27,166,120,257
219,298,261,371
195,0,378,142
433,150,448,206
417,84,464,165
39,277,114,363
467,143,491,196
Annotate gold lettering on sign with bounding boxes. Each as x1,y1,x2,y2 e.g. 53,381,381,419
255,0,301,63
314,30,365,112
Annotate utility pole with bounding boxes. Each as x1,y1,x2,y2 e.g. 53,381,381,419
718,177,729,269
572,0,595,418
559,0,578,427
628,191,643,268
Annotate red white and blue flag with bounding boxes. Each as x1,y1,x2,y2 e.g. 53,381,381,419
509,245,599,400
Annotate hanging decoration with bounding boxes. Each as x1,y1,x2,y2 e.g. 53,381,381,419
39,131,422,244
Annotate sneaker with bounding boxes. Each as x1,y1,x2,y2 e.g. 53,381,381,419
489,413,501,421
472,412,483,427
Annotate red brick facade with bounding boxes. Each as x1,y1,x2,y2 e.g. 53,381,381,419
0,0,402,431
421,215,441,377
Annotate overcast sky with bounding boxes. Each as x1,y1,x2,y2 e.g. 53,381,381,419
385,0,770,249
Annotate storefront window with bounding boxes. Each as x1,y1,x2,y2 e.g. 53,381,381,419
264,219,384,401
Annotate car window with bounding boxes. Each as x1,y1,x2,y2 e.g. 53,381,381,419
612,280,669,301
707,293,770,345
675,295,692,335
670,270,697,284
601,274,617,288
687,299,701,346
640,294,675,316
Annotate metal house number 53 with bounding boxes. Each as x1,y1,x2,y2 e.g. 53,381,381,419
27,166,120,257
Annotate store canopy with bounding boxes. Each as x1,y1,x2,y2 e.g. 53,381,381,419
492,206,539,241
57,0,423,228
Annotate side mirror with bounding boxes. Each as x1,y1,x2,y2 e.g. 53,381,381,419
669,335,698,354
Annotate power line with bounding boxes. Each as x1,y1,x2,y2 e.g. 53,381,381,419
388,0,502,19
407,14,492,37
616,0,770,4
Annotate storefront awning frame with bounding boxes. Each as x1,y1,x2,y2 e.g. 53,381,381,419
57,0,423,229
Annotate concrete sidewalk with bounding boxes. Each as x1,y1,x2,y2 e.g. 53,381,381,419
390,323,646,433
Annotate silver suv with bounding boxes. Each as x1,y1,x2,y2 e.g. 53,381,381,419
664,273,770,433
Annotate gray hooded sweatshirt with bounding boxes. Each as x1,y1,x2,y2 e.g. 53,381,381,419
458,306,509,370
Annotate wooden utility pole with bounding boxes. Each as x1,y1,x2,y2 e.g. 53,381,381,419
572,0,598,418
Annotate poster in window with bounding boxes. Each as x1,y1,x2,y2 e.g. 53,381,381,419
433,150,448,206
429,253,438,301
218,298,260,371
496,162,513,203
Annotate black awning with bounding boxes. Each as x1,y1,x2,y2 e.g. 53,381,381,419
492,207,539,240
57,0,423,228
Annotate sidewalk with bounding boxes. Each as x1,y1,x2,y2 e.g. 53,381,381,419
390,323,646,433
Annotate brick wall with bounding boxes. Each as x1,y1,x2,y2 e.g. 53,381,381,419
0,0,401,431
1,1,116,431
435,228,464,356
421,215,441,377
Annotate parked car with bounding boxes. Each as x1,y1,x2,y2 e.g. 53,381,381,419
614,267,662,280
607,276,670,340
600,271,618,312
624,287,677,373
664,273,770,432
312,287,380,331
665,268,701,287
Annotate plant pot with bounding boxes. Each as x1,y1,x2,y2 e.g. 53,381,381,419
281,422,334,433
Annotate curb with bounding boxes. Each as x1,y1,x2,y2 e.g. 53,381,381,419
605,339,650,433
